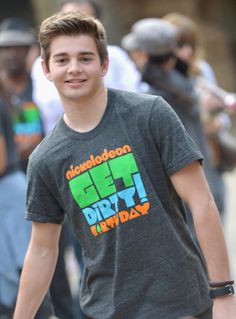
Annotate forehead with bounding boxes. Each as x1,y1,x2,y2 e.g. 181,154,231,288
61,3,95,16
49,34,98,56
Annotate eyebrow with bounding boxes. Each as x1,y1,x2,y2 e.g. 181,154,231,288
52,51,96,59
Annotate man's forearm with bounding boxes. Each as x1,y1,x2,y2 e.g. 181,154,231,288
192,197,231,282
13,244,58,319
196,204,236,319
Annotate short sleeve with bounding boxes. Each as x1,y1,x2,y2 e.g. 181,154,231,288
26,157,65,224
150,96,203,176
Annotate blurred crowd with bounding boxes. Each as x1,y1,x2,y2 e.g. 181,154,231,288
1,0,236,318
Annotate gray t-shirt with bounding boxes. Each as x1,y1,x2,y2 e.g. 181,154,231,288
26,89,212,319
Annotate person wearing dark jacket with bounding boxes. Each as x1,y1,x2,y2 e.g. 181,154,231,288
122,18,225,217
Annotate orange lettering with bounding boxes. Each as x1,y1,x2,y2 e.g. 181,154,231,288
119,210,129,223
115,147,123,156
135,202,150,215
123,144,132,153
106,215,119,228
129,208,140,220
90,225,99,237
100,221,110,232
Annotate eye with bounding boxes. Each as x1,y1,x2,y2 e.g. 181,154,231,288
80,56,93,63
55,58,68,64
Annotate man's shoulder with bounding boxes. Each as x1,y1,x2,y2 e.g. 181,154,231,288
29,125,61,168
110,88,162,108
110,89,169,118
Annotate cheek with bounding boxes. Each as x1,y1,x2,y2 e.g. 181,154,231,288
87,66,103,78
49,68,64,81
176,47,194,63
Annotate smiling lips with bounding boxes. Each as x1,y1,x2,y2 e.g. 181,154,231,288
66,79,86,83
65,78,87,88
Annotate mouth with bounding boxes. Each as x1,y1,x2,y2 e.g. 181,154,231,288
65,79,87,84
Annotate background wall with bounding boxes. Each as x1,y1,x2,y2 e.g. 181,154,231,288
0,0,35,23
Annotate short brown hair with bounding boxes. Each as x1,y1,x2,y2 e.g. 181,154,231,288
39,10,108,69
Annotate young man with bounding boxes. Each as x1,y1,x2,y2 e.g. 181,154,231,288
14,11,236,319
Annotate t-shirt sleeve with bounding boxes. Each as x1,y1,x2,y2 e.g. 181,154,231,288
150,96,203,176
25,156,65,224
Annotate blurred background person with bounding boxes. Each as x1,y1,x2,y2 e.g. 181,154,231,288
162,12,236,112
0,93,31,318
163,12,236,219
0,17,44,173
121,17,227,239
0,88,54,319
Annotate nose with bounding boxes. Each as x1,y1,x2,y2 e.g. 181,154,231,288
68,60,82,74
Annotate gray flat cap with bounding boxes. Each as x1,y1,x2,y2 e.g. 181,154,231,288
121,18,177,56
0,17,36,47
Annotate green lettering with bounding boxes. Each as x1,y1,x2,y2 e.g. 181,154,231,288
109,153,138,187
90,162,116,198
69,172,99,208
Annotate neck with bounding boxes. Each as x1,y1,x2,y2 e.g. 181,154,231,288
63,86,108,133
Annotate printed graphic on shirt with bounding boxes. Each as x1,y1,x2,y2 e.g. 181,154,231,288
66,145,150,237
13,101,43,144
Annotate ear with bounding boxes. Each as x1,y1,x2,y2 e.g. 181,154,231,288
41,59,52,81
101,57,109,77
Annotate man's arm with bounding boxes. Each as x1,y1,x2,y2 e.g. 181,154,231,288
170,160,236,318
13,221,62,319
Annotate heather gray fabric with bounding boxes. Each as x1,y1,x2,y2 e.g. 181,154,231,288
196,305,212,318
26,89,212,319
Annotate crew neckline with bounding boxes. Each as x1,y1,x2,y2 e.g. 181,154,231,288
59,89,115,140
